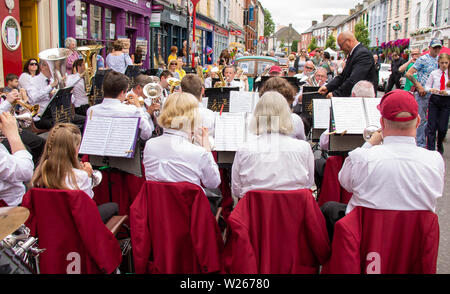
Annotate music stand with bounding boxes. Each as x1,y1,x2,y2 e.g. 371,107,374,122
301,86,325,140
259,76,302,92
40,87,74,124
89,69,112,106
205,87,239,112
125,65,142,90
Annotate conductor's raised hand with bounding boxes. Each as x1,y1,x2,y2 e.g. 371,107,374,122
318,85,328,96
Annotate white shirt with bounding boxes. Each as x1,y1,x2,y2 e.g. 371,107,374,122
0,144,34,206
65,169,94,199
27,73,54,116
232,133,315,198
319,128,330,150
143,128,221,189
87,98,154,141
0,99,12,113
226,80,245,91
425,68,450,96
205,77,213,88
339,136,445,214
198,104,216,138
291,113,306,141
18,73,34,91
66,73,89,107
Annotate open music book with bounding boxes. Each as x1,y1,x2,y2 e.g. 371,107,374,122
331,97,382,134
229,91,259,113
79,116,140,158
214,112,252,151
313,99,332,129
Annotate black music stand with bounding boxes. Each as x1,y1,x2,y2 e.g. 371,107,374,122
40,87,75,124
125,65,142,90
89,69,112,106
205,87,239,112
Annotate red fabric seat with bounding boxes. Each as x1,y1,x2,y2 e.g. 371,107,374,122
130,181,224,274
0,199,8,207
322,207,440,274
318,155,353,207
21,188,122,274
212,151,234,221
223,189,331,274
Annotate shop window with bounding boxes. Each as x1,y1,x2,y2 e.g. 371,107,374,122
90,4,102,40
105,8,115,40
75,1,88,39
127,13,136,28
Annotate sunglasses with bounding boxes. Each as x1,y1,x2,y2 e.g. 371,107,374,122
305,66,315,70
30,63,38,66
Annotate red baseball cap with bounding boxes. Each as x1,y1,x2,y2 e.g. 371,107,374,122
269,65,282,74
377,89,418,122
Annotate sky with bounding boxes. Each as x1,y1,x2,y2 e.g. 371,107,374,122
258,0,362,34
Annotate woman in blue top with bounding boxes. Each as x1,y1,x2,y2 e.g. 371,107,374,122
105,40,132,74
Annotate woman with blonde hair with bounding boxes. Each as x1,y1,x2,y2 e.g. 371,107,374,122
32,123,118,222
143,92,220,190
231,91,315,199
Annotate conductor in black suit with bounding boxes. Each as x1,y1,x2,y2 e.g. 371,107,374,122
318,32,378,98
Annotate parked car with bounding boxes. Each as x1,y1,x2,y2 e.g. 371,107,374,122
378,63,391,91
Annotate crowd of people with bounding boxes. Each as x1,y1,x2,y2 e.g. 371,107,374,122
0,31,448,274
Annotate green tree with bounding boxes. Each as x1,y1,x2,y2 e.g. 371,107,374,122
264,9,275,37
308,37,318,52
291,40,298,53
325,35,337,50
355,19,371,48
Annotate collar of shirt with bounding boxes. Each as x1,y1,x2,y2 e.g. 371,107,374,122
163,128,191,141
101,97,123,105
382,136,416,146
349,42,360,57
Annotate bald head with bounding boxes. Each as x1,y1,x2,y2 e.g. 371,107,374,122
304,61,315,74
338,31,359,54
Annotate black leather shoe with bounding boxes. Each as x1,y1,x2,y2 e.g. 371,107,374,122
438,144,444,155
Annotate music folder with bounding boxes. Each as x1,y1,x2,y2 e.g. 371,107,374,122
328,97,381,155
312,98,331,142
40,86,74,119
79,115,143,177
205,87,239,113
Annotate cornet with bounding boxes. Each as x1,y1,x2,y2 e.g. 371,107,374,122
363,125,382,142
167,77,181,94
125,93,145,106
0,100,40,140
143,82,163,117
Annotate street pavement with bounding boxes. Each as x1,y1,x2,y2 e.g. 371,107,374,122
437,133,450,274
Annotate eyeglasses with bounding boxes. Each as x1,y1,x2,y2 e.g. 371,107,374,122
305,66,315,70
29,63,38,66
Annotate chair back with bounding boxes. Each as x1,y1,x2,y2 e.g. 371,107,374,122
0,199,8,207
130,181,223,274
223,189,330,274
322,207,440,274
318,155,352,206
21,188,122,274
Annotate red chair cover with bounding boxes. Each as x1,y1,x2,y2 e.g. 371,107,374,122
223,189,331,274
212,151,234,221
21,188,122,274
318,155,353,207
130,181,224,274
0,199,8,207
322,207,440,274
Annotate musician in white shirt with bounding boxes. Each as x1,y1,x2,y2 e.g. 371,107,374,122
66,59,89,116
27,60,58,119
159,70,173,106
259,77,306,141
180,74,216,138
86,71,154,141
143,92,220,190
321,90,445,237
231,91,315,199
224,65,245,90
0,111,34,206
126,74,161,116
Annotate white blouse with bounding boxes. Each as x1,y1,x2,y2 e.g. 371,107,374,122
291,113,306,141
143,128,221,189
232,133,315,198
425,68,450,95
0,144,34,206
65,169,94,199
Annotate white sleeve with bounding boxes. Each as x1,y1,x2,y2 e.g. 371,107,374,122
231,150,243,198
304,144,315,189
199,151,221,189
0,147,34,183
0,100,12,113
425,71,436,92
319,129,329,151
137,108,155,140
292,113,306,141
27,83,53,104
75,170,94,199
338,149,369,193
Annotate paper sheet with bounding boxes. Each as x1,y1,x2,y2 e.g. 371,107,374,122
331,98,367,134
214,113,246,151
79,116,140,158
229,91,255,113
313,99,331,129
363,98,382,128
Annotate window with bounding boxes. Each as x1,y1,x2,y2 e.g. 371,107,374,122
404,18,408,38
105,8,115,40
405,0,410,12
90,4,102,39
415,3,421,30
75,1,88,39
396,0,400,16
428,2,434,27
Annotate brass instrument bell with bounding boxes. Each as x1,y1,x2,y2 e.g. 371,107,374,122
38,48,73,89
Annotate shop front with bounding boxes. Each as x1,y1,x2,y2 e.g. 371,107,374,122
214,25,229,63
195,15,214,66
1,0,22,82
150,4,187,68
65,0,152,68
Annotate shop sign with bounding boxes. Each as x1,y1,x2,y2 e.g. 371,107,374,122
150,12,161,27
215,26,229,37
230,30,241,36
196,19,213,31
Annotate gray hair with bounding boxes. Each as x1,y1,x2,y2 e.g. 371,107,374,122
351,80,375,98
250,91,294,135
65,37,77,48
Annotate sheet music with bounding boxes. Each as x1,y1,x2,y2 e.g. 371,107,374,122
104,118,140,157
363,98,382,128
79,116,140,158
252,92,260,112
313,99,331,129
214,113,246,151
229,91,255,113
331,98,367,134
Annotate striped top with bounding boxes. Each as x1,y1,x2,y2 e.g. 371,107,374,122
106,53,133,74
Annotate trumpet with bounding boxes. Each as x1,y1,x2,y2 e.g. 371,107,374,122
167,77,181,94
125,93,145,106
212,65,226,88
0,100,40,140
363,125,382,142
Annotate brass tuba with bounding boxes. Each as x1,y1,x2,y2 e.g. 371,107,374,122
38,48,73,89
76,45,104,98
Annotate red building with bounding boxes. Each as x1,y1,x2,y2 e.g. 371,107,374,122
300,21,318,51
244,0,257,53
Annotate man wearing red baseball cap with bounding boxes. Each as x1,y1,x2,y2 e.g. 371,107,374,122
269,65,283,77
320,90,445,239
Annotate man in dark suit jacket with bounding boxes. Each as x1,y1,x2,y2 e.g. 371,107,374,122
318,32,378,98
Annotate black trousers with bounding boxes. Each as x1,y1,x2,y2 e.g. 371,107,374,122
426,94,450,151
385,74,402,93
34,112,86,134
97,202,119,224
2,129,46,165
320,201,347,242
